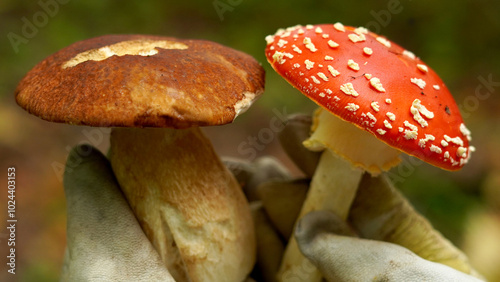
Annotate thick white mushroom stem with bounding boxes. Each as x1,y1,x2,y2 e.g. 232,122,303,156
109,127,255,282
278,108,401,282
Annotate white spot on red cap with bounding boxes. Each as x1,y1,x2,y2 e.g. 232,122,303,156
444,135,464,146
315,26,323,33
410,99,434,128
363,47,373,55
403,50,416,59
328,65,340,77
371,102,380,112
386,112,396,121
404,130,418,140
272,51,286,64
417,64,428,73
311,76,321,84
433,85,441,90
411,78,426,89
418,134,436,148
317,72,328,81
460,123,472,141
333,22,345,32
292,45,303,54
404,120,419,132
457,147,467,158
370,77,386,92
324,55,334,60
385,98,392,104
348,59,360,71
384,120,392,129
328,40,339,48
340,83,359,97
345,103,360,112
305,59,315,70
377,129,387,135
430,145,442,154
303,37,317,52
366,112,377,127
277,39,288,48
348,33,366,43
355,27,369,34
265,35,274,45
376,37,391,48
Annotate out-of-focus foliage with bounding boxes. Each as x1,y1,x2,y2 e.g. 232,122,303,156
1,0,499,281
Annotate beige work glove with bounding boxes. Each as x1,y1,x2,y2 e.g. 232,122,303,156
60,144,175,281
295,210,484,282
270,113,484,281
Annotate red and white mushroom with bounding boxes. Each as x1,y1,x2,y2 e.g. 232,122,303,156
265,23,474,281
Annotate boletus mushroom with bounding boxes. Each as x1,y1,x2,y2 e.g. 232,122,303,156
265,23,474,281
16,34,265,281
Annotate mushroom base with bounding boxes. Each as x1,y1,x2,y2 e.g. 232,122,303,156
278,108,402,282
278,150,363,282
109,127,255,282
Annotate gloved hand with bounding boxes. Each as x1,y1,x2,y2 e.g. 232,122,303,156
295,210,483,282
60,144,175,281
267,113,484,282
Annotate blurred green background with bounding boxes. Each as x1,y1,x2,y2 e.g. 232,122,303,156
1,0,500,281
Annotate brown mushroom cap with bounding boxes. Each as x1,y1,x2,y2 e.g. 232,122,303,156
16,34,265,128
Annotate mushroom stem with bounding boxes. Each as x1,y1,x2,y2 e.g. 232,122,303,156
109,127,255,282
278,150,363,281
278,108,402,281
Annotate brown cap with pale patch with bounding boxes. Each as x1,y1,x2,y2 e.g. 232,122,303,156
16,34,265,128
265,23,474,170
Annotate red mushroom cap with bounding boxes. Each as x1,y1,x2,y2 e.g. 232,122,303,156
265,23,473,170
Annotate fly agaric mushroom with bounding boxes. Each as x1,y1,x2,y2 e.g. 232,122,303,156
265,23,474,281
16,34,265,282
